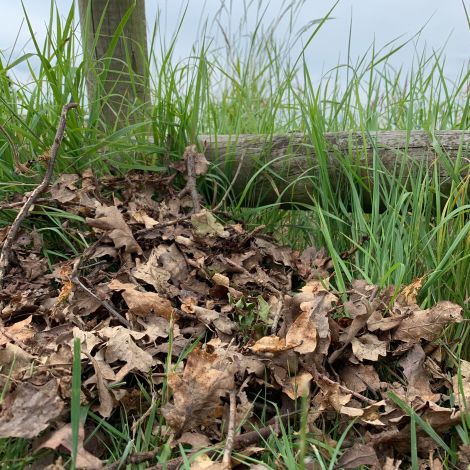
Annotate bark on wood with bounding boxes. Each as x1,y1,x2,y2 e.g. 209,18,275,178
78,0,150,130
200,131,470,206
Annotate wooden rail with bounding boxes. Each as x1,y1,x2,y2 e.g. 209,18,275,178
201,131,470,206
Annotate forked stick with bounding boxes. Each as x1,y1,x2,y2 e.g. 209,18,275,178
0,103,78,286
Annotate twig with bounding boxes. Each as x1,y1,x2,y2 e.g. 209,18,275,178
103,446,161,470
0,103,78,287
317,372,376,405
223,257,281,295
0,198,49,211
222,390,237,468
71,248,130,328
179,145,202,212
145,411,300,470
270,297,284,335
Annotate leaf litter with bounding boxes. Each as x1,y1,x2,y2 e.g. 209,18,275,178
0,146,466,469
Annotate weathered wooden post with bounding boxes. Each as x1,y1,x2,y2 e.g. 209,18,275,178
201,131,470,206
77,0,150,130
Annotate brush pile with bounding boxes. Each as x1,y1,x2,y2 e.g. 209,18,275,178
0,146,467,469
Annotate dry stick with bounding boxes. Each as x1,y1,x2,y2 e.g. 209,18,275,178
223,257,281,295
0,198,49,211
71,248,130,328
222,390,238,468
104,447,162,470
179,147,201,212
317,373,376,405
114,411,298,470
270,297,284,335
0,103,78,287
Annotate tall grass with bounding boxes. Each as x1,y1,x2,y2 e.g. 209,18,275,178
0,0,469,466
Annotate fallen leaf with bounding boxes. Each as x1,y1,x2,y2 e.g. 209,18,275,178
38,423,103,469
397,277,423,306
393,301,463,342
339,364,381,393
337,443,380,469
0,381,64,438
101,326,154,381
162,346,236,433
400,344,439,403
86,204,142,254
282,372,313,399
50,173,79,203
0,315,34,346
351,334,387,362
249,336,287,354
191,209,229,238
108,279,174,319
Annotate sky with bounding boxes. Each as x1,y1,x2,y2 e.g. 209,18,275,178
1,0,469,85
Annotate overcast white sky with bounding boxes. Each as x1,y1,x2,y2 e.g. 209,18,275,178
1,0,469,84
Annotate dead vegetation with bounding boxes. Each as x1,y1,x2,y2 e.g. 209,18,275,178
0,133,467,468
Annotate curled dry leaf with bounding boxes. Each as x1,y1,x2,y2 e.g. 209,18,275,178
86,204,142,254
282,372,313,400
108,279,174,319
162,346,236,434
351,334,387,362
392,301,463,342
397,277,423,306
249,336,287,354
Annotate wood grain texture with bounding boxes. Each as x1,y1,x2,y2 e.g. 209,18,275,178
200,131,470,205
78,0,149,129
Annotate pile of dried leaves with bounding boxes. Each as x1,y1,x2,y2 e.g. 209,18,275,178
0,146,467,469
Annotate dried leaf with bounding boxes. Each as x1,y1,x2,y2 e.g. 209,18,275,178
339,364,381,393
285,310,317,354
337,443,380,469
108,279,174,319
249,336,287,353
0,381,64,438
400,344,439,403
39,423,103,469
162,347,235,433
86,204,142,254
101,326,154,381
282,372,313,400
397,277,423,306
191,209,229,238
393,301,463,342
351,334,387,362
0,315,34,346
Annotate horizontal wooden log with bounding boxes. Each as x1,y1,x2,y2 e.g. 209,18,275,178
200,131,470,206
